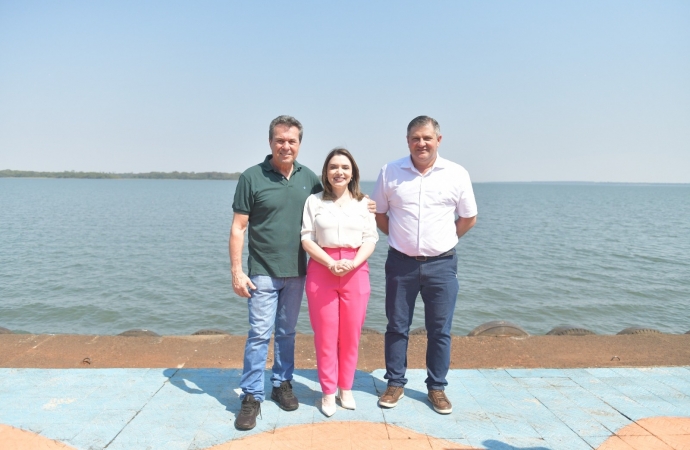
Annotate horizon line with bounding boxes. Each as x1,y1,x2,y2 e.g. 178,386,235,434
1,171,688,186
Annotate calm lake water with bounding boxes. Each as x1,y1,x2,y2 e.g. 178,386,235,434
1,178,689,336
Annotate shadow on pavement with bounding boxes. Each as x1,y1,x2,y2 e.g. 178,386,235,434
163,368,240,412
162,368,329,412
481,441,550,450
163,367,433,413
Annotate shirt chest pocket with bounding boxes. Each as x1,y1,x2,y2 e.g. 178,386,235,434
313,210,338,232
389,180,422,208
423,187,456,208
342,210,368,233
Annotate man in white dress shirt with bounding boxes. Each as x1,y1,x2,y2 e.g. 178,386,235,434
371,116,477,415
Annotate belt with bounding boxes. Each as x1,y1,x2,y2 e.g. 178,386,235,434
389,247,455,261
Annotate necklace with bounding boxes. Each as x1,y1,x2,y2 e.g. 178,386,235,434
333,191,352,208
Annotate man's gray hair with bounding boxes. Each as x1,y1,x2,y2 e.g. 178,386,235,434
269,115,304,142
407,116,441,137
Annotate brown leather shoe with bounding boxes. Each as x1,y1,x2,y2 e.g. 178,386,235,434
428,389,452,414
378,385,404,408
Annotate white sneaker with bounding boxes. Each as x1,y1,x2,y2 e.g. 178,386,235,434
337,389,356,410
321,393,336,417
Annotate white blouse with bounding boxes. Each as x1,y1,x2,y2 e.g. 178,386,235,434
301,192,379,248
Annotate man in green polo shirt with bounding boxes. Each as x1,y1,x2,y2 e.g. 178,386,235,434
229,115,322,430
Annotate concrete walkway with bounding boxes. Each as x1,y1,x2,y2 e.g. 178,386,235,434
1,367,690,449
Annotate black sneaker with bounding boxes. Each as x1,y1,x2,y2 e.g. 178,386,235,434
235,394,261,431
271,380,299,411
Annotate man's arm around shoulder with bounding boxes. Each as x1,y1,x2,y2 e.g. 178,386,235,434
375,213,389,235
455,215,477,239
229,212,256,298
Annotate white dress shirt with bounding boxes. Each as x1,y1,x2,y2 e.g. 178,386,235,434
371,154,477,257
301,192,379,248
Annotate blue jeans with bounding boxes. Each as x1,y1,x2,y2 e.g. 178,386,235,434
384,248,459,391
240,275,305,402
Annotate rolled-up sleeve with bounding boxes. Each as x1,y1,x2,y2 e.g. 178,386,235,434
456,170,478,218
362,207,379,244
301,194,317,242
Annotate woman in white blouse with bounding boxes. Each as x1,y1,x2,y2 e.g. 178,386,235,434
301,148,378,417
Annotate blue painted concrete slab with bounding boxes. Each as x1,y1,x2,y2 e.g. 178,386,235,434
0,367,689,449
551,381,633,433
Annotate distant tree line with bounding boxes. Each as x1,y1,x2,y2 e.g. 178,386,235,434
0,170,241,180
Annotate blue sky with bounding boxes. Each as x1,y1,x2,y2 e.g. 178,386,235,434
1,1,688,182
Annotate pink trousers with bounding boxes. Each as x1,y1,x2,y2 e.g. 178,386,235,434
305,247,370,395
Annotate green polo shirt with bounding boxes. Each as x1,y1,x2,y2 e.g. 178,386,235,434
232,155,322,278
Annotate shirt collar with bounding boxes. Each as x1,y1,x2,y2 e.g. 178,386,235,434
402,154,448,173
261,155,303,175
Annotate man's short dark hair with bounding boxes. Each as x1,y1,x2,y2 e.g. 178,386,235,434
407,116,441,137
269,115,304,142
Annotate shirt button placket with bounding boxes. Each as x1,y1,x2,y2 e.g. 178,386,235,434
337,208,342,247
417,175,424,256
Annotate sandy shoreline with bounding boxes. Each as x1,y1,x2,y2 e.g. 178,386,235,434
2,333,690,369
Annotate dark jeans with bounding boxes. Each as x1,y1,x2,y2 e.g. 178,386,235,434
384,247,459,391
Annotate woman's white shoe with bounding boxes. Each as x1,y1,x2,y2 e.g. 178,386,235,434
321,393,337,417
337,389,356,410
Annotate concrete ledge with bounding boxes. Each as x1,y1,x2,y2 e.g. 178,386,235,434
1,333,689,369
